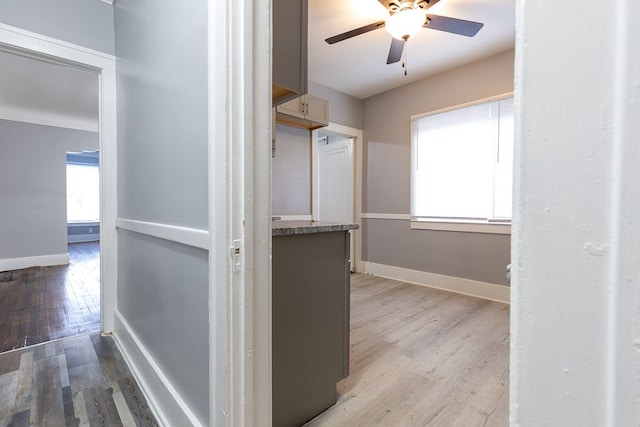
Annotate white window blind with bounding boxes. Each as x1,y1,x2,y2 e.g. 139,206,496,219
411,96,514,224
67,164,100,222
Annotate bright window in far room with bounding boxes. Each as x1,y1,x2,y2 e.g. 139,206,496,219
410,95,513,233
66,156,99,222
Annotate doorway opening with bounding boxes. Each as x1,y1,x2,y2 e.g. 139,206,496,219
0,24,117,352
312,122,363,272
0,50,101,352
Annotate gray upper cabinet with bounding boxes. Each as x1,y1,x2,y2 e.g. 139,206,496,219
273,0,308,107
276,94,329,129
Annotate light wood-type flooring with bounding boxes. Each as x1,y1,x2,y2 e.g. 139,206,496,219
0,242,101,353
306,273,510,427
0,333,157,426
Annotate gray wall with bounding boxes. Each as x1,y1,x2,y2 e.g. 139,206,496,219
362,50,515,286
0,0,115,54
272,84,362,216
272,124,311,216
309,80,363,129
0,119,98,259
114,0,209,423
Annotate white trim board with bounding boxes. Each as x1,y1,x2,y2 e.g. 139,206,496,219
112,311,203,427
115,218,209,251
362,213,512,234
361,213,411,220
362,262,510,304
0,23,116,62
0,253,69,272
275,214,313,221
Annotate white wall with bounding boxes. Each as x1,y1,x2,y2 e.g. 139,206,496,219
512,0,640,424
0,120,98,265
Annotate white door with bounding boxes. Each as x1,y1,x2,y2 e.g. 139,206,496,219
318,135,355,269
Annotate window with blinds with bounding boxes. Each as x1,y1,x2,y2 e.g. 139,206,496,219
411,95,514,229
67,163,100,223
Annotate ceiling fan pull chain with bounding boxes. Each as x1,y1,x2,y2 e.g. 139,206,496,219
403,43,408,76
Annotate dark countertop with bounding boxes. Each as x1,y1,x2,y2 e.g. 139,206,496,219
272,220,359,236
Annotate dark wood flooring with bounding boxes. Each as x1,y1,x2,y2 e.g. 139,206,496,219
0,242,101,354
0,333,158,426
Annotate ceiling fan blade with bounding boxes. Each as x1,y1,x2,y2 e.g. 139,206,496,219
325,21,386,44
386,38,405,64
424,14,484,37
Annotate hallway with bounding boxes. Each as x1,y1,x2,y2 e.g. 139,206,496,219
0,242,100,353
0,333,157,426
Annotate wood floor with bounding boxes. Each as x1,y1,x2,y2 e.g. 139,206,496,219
305,274,510,427
0,333,157,426
0,242,101,354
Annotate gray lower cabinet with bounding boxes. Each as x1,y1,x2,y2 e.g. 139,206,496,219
272,231,350,427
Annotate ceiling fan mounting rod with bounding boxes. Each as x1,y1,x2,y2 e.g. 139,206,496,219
388,0,429,14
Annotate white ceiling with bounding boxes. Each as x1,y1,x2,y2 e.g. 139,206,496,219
0,1,515,124
0,49,98,130
308,0,516,99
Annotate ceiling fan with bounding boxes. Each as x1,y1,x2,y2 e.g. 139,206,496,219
325,0,484,65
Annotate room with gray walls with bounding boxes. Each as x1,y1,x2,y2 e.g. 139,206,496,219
362,50,515,286
114,0,209,423
0,120,98,261
272,80,364,217
274,54,514,287
0,1,110,267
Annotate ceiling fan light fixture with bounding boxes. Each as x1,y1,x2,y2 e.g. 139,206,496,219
385,7,426,41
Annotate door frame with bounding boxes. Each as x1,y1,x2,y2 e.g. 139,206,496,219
0,23,118,333
208,0,273,424
312,122,364,272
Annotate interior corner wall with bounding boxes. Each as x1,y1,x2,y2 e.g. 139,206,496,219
114,0,209,424
272,124,311,216
361,50,515,286
273,84,362,217
0,119,98,262
308,80,363,129
0,0,115,55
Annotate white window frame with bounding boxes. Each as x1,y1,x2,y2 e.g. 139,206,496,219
410,93,514,234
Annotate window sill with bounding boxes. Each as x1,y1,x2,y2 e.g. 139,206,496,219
410,220,511,235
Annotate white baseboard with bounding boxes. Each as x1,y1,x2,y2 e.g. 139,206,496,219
112,310,203,427
0,253,69,272
362,262,510,304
